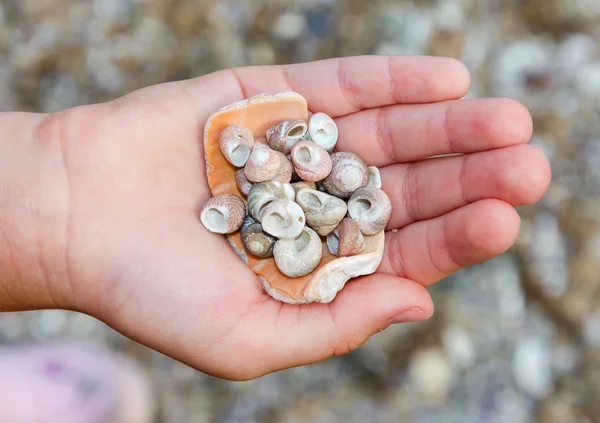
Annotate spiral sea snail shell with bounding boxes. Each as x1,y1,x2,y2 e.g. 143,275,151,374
247,181,295,222
244,146,292,183
308,112,338,152
260,199,306,239
290,141,333,182
367,166,382,189
235,169,253,196
241,215,276,258
322,152,368,199
274,227,322,278
296,188,347,236
200,194,246,234
219,125,255,167
267,120,308,154
326,218,366,257
347,187,392,235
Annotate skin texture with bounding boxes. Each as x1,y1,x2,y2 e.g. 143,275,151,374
0,56,551,380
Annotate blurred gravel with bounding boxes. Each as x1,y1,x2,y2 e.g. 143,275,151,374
1,0,599,422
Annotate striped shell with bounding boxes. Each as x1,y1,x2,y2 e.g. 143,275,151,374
322,152,368,199
267,120,308,154
296,188,347,236
241,215,276,258
235,169,253,196
244,147,292,183
219,125,255,167
200,194,246,234
274,227,322,278
308,112,338,152
326,218,366,257
247,181,295,222
290,141,333,182
261,199,306,239
347,187,392,235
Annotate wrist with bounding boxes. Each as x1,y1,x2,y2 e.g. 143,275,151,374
0,111,72,311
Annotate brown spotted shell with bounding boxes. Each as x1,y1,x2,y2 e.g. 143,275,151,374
327,218,366,257
290,141,333,182
204,91,386,304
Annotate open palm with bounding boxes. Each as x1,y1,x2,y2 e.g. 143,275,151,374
58,56,550,380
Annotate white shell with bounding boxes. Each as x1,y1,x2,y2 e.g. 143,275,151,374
247,181,295,222
347,187,392,235
200,194,246,234
290,141,333,182
367,166,382,189
308,112,338,152
219,125,255,167
273,227,322,278
296,188,347,236
261,199,306,239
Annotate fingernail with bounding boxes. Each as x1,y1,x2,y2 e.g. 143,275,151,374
390,307,431,324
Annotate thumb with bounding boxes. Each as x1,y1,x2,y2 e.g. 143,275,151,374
226,274,434,379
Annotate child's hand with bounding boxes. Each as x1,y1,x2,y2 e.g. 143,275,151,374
0,56,550,380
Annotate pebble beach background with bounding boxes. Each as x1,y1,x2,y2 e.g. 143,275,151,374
1,0,599,422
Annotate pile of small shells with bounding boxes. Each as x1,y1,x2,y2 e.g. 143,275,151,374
200,111,391,279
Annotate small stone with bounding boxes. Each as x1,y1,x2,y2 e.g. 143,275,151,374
408,348,453,404
441,325,476,369
272,13,306,40
512,337,552,399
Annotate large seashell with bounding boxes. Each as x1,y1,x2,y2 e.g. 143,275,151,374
308,112,338,152
204,91,386,304
327,218,366,257
219,125,255,167
322,152,368,199
367,166,382,189
267,120,308,154
290,141,333,182
244,147,292,183
274,227,322,278
200,194,246,234
291,181,317,194
296,188,347,236
261,199,306,239
347,187,392,235
247,181,295,222
241,215,276,258
235,169,253,196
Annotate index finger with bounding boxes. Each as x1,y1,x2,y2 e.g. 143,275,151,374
228,55,471,117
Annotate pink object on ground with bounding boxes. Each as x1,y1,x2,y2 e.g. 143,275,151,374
0,342,154,423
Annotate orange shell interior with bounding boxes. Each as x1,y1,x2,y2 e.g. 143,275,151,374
204,92,345,301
